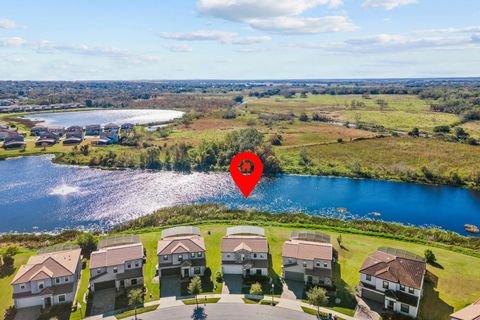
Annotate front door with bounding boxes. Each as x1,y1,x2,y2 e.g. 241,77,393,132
44,297,52,308
119,280,125,288
183,269,190,278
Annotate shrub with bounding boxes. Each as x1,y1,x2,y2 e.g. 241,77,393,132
424,249,436,264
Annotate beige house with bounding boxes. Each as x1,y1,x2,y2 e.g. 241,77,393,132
359,247,426,318
11,246,82,309
282,231,333,286
89,235,145,292
450,299,480,320
157,226,206,278
221,226,269,277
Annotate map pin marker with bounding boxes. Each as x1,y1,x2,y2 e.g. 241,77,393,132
230,152,263,198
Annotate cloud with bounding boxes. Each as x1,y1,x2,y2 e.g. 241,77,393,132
158,30,271,45
197,0,342,22
249,16,357,34
0,37,27,46
164,44,193,52
0,18,21,29
362,0,417,10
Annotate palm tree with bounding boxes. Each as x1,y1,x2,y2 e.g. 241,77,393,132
188,276,203,307
306,286,328,316
128,288,143,320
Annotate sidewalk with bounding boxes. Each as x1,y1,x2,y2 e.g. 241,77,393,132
84,293,355,320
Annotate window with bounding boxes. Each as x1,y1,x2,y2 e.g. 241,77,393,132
288,258,293,264
58,295,66,303
191,253,195,258
401,304,409,313
55,278,60,284
256,269,262,275
64,277,68,282
163,255,168,261
303,262,307,268
366,275,371,281
197,252,202,257
178,255,183,261
323,263,328,268
383,281,389,289
135,261,139,267
20,284,26,290
97,268,102,274
316,262,321,267
127,263,131,269
226,254,230,258
194,267,200,275
38,282,44,290
408,287,415,294
131,279,137,285
400,284,405,291
113,267,118,273
253,253,257,258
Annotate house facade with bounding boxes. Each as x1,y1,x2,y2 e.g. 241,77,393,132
11,248,82,309
359,248,426,318
450,298,480,320
31,125,48,136
157,226,206,278
221,226,269,277
89,242,145,292
85,125,101,136
282,231,333,286
3,132,25,149
46,126,65,136
104,123,120,134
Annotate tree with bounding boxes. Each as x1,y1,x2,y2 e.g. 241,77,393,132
337,235,342,247
433,125,450,133
249,282,263,296
1,244,19,266
424,249,436,264
80,145,89,156
306,286,328,316
76,233,97,257
128,288,144,320
455,127,469,141
299,112,309,122
234,95,244,104
409,127,420,137
188,276,203,307
269,133,283,146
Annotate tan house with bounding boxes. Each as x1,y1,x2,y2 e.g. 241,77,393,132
359,247,426,318
221,226,269,277
11,246,82,309
282,231,333,286
450,299,480,320
157,226,206,278
89,235,145,292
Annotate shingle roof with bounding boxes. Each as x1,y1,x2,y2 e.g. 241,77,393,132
360,250,426,289
11,249,81,285
157,235,205,256
221,236,268,253
282,239,333,261
450,299,480,320
90,243,144,269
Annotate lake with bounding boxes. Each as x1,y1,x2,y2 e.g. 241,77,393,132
0,156,479,235
24,109,184,127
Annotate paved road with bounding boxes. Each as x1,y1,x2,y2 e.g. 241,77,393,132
137,303,315,320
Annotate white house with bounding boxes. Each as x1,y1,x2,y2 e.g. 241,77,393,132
359,247,426,318
11,247,82,309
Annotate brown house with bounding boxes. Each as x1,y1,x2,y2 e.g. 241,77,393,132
450,299,480,320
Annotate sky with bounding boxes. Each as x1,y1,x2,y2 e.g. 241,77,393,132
0,0,479,80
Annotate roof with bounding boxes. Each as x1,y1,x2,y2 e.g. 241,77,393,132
226,226,264,237
104,123,120,128
157,235,205,255
451,299,480,320
90,243,144,269
221,236,268,253
360,249,426,289
11,248,81,285
282,239,333,261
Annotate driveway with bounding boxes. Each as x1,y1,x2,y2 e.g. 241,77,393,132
14,306,40,320
281,280,305,300
161,275,182,297
222,275,243,294
90,288,116,316
139,303,315,320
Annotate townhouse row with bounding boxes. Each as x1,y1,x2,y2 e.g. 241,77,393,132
11,226,478,319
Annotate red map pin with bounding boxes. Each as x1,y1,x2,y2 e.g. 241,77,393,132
230,152,263,198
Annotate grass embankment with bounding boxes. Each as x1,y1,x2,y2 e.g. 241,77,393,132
183,297,220,305
114,305,159,319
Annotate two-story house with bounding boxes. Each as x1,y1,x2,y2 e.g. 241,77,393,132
30,125,48,136
450,298,480,320
157,226,206,278
221,226,269,277
104,123,120,134
11,247,82,309
359,247,426,318
89,238,145,292
282,231,333,286
85,124,101,136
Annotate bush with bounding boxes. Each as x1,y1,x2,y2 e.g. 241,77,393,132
215,271,223,283
76,233,97,257
269,133,283,146
299,112,309,122
249,282,263,295
424,249,436,264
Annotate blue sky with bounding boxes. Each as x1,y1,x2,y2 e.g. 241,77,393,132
0,0,479,80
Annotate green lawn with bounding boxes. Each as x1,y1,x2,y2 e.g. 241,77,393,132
139,233,161,302
182,297,220,305
114,304,159,319
69,260,91,320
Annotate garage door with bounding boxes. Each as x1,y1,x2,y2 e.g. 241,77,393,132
284,271,305,282
222,264,243,274
94,280,116,291
161,267,180,276
362,288,384,303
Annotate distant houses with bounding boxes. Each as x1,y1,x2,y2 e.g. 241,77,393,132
89,235,145,292
85,124,101,136
282,231,333,286
221,226,269,277
157,226,207,279
11,246,82,309
359,247,426,318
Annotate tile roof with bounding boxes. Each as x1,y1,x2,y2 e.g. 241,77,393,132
450,299,480,320
157,235,205,256
221,236,268,253
11,249,81,285
360,250,426,289
90,243,144,269
282,239,333,261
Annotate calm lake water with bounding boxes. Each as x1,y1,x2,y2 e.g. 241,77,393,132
24,109,184,127
1,156,479,235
